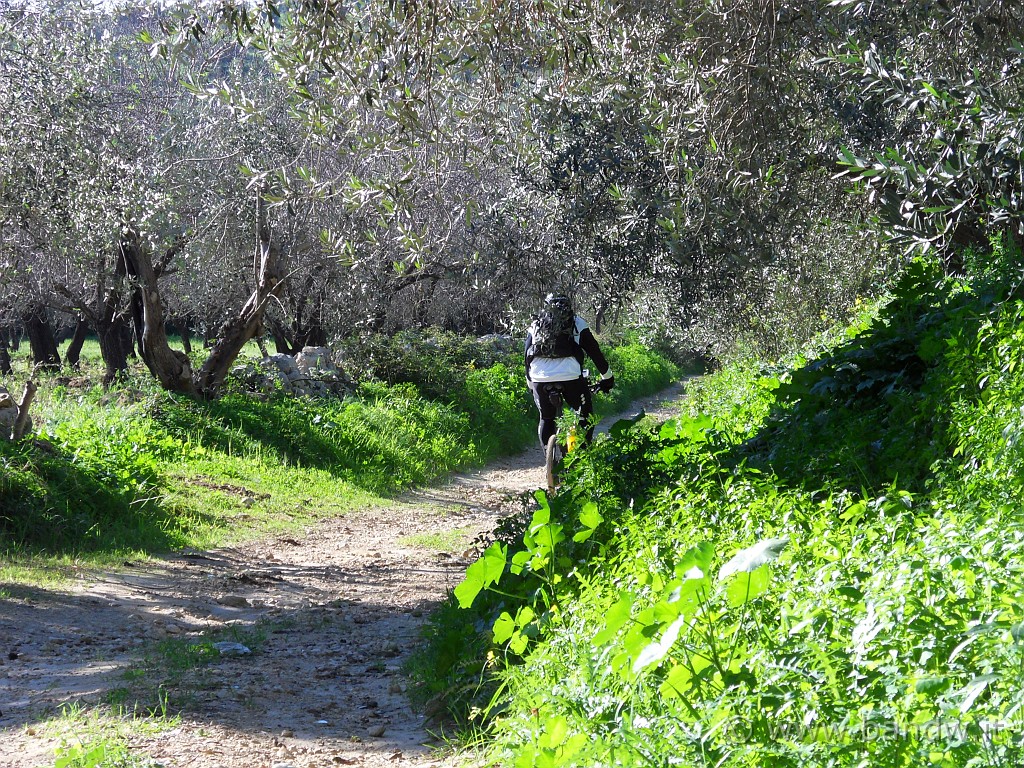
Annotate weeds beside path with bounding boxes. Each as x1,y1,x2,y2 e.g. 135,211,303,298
0,383,689,768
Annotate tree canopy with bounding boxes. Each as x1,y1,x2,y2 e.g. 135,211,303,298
2,0,1021,390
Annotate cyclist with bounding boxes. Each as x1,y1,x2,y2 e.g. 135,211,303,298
525,294,615,449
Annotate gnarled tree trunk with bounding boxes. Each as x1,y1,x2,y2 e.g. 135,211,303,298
96,317,132,386
0,335,11,376
194,192,287,395
64,317,90,369
23,306,61,370
119,229,197,396
120,190,287,399
94,250,132,386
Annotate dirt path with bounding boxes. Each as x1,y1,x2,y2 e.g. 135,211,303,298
0,385,687,768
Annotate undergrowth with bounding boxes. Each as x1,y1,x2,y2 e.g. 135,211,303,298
417,247,1024,766
0,335,678,562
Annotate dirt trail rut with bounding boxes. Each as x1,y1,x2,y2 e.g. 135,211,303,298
0,385,686,768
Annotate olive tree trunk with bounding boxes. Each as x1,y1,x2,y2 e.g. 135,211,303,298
23,306,61,370
194,193,286,395
121,191,286,399
64,317,90,369
119,229,197,396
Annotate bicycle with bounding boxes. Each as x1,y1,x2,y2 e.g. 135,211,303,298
543,376,603,494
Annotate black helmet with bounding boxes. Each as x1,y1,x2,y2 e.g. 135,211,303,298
545,293,573,310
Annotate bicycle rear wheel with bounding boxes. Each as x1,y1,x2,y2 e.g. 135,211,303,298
544,433,564,494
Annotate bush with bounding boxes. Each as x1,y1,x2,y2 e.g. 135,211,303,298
0,404,182,553
425,251,1024,767
337,328,516,403
463,362,536,456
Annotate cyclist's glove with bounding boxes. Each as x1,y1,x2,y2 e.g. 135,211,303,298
599,375,615,393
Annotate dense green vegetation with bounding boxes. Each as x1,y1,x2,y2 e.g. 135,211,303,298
0,336,679,561
421,246,1024,766
4,4,1024,765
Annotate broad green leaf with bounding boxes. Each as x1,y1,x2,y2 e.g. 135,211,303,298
510,549,531,574
611,411,646,437
578,501,602,530
633,615,686,673
653,594,683,623
508,631,529,655
573,528,595,544
453,561,485,608
532,490,552,523
493,612,516,644
516,605,536,627
621,623,656,660
668,575,711,618
676,542,715,576
534,522,565,553
540,715,569,749
453,542,507,608
724,564,771,607
836,585,864,601
1012,623,1024,644
914,676,950,696
593,593,634,646
659,662,692,701
719,537,789,578
689,652,713,675
561,733,588,760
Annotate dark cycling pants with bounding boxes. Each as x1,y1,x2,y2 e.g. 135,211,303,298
530,378,594,449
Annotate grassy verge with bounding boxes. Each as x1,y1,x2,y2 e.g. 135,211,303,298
420,251,1024,766
1,335,679,571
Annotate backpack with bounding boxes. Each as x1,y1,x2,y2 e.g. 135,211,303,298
529,296,579,358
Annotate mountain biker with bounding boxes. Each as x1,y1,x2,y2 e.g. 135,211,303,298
525,294,615,449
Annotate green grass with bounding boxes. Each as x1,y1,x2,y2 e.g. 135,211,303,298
38,697,179,768
418,250,1024,767
400,527,477,553
1,332,679,575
